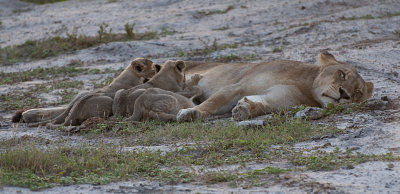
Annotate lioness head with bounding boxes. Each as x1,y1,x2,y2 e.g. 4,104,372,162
313,51,374,107
130,58,160,82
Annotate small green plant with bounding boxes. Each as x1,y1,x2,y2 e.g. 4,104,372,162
124,23,135,38
321,103,362,116
97,24,112,42
196,5,234,16
20,0,68,4
216,54,260,62
203,171,236,184
160,26,176,37
272,46,283,53
394,30,400,38
213,25,229,31
217,54,242,62
92,77,113,89
174,38,238,58
339,15,374,21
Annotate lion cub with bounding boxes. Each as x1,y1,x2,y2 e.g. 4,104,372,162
125,74,202,122
113,60,196,118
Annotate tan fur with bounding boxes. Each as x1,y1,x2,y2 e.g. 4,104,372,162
23,58,158,127
177,51,374,121
113,60,194,118
124,74,203,122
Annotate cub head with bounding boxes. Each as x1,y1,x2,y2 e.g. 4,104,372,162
152,60,186,91
130,57,160,82
313,51,374,107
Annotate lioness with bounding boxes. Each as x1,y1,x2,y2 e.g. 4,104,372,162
112,60,194,118
124,74,203,122
177,51,374,121
13,58,158,125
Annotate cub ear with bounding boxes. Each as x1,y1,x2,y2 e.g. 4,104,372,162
155,64,162,73
175,60,186,72
362,81,374,101
131,60,144,72
144,59,153,65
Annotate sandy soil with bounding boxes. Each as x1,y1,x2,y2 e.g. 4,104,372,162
0,0,400,193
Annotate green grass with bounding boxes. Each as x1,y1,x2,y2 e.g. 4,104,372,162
0,64,118,85
321,103,363,116
196,5,234,17
216,54,260,62
95,113,343,148
92,77,114,89
21,0,67,4
172,38,263,59
278,12,400,32
0,80,84,111
1,113,399,190
393,30,400,37
175,38,238,57
160,26,177,37
0,94,42,112
213,25,230,31
0,24,161,64
339,12,400,21
0,146,182,190
2,144,397,190
291,148,399,171
339,15,375,21
272,46,283,53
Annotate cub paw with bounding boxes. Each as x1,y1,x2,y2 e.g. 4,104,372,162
177,108,201,122
232,102,251,121
190,74,203,83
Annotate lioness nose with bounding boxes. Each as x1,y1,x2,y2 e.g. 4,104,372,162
339,88,350,100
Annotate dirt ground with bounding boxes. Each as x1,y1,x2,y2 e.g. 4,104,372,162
0,0,400,193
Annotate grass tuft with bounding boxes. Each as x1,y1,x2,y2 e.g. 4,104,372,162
124,23,135,38
0,65,116,85
0,23,167,64
272,46,283,53
21,0,67,4
196,5,234,17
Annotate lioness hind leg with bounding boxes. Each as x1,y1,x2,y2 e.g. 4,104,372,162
177,83,244,121
232,96,270,121
232,85,304,121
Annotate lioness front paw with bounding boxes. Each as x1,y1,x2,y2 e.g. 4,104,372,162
232,101,251,121
177,108,201,122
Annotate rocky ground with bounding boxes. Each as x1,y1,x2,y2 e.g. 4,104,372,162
0,0,399,193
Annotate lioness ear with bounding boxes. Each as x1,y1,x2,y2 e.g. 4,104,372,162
319,50,339,68
175,60,186,72
362,81,374,101
155,64,162,72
